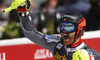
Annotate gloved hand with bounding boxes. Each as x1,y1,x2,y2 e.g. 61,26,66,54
18,0,31,17
0,0,28,14
72,49,95,60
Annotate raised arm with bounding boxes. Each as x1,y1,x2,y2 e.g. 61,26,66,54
18,0,61,53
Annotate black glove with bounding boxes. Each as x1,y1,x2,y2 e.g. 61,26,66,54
18,0,31,17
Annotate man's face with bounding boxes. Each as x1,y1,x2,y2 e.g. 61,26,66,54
49,0,58,8
30,0,35,9
61,29,75,46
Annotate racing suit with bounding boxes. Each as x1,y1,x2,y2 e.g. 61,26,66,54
19,15,100,60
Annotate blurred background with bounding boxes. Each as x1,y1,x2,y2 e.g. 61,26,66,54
0,0,100,39
0,0,100,60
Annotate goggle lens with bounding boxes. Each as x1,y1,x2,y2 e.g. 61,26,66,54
60,22,75,32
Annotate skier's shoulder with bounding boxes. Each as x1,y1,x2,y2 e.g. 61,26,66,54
83,43,100,58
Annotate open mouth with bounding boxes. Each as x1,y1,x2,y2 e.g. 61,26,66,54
63,35,69,40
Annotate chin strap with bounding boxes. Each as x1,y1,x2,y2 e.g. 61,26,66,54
66,39,82,48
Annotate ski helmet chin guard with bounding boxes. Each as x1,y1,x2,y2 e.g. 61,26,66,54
60,11,86,40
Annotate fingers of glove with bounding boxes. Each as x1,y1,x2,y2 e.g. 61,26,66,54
20,2,27,7
26,0,31,9
18,0,31,12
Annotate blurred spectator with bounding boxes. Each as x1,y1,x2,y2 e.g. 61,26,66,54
0,0,9,23
36,0,61,34
31,0,36,9
58,0,68,6
29,0,37,26
85,0,100,31
65,0,91,16
0,0,5,10
58,0,68,15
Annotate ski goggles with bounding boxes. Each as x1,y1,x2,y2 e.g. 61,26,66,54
60,22,75,33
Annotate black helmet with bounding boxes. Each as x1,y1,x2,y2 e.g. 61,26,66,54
60,11,86,40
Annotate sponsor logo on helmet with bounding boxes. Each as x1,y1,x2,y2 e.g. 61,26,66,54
64,14,76,19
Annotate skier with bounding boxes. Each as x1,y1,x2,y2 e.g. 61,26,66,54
1,0,100,60
18,1,100,60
